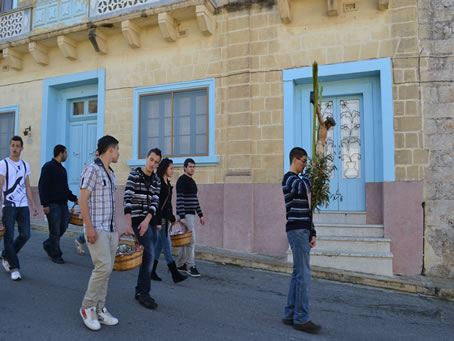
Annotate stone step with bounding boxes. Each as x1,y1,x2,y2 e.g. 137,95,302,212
310,250,393,276
315,223,384,238
313,211,366,224
317,236,391,253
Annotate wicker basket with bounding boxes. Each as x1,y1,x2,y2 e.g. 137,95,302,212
113,235,143,272
170,222,192,247
69,204,83,226
0,227,5,241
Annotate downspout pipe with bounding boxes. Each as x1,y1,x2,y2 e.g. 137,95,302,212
421,201,426,276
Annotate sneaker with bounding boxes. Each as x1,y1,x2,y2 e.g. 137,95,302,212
97,307,119,326
187,266,201,278
2,256,10,272
10,269,21,281
75,239,85,255
177,264,187,272
293,321,321,334
80,307,101,331
136,293,158,310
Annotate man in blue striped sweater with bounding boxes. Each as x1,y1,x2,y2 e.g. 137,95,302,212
281,147,320,334
176,158,205,278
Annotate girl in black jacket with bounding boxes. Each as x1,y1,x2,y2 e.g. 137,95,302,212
151,158,187,283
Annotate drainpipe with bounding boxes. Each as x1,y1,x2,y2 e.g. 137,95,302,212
421,201,426,276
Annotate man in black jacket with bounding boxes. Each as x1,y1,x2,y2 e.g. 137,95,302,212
39,145,78,264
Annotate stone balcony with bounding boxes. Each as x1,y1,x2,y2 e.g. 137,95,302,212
0,6,32,44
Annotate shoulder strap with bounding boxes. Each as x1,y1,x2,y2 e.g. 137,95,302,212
21,160,27,177
4,159,9,190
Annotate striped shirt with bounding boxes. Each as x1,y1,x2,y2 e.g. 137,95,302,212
282,171,316,237
176,174,203,219
123,168,160,222
80,158,116,232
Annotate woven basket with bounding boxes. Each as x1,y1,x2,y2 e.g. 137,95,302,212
69,204,83,226
113,235,143,272
0,227,5,241
170,222,192,247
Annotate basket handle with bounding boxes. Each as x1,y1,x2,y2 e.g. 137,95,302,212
169,221,189,234
119,233,140,246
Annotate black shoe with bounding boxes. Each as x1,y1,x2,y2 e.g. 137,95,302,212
151,260,162,281
293,321,321,334
177,264,187,272
282,318,293,325
168,261,187,283
136,294,158,310
51,257,65,264
187,266,200,278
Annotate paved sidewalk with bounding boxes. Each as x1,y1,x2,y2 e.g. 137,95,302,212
32,222,454,300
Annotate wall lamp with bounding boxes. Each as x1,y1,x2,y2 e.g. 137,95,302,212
23,126,32,137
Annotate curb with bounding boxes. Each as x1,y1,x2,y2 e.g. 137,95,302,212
31,224,454,299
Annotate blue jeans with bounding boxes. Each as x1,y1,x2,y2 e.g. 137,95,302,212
1,206,31,270
284,229,312,324
152,220,174,264
43,203,69,259
76,232,86,244
132,222,154,296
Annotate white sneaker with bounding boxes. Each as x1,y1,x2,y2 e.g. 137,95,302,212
10,269,21,281
75,239,85,255
97,307,119,326
80,307,101,331
1,257,10,272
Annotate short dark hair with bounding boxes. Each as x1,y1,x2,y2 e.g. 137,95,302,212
10,136,23,147
147,148,162,158
53,144,66,157
289,147,307,165
157,158,173,178
325,116,336,127
97,135,119,155
184,158,195,168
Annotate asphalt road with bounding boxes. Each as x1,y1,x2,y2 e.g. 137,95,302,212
0,229,453,341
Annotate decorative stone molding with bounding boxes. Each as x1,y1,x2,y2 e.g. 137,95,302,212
327,0,339,16
2,48,23,70
121,20,141,48
158,12,179,42
0,7,32,44
278,0,292,24
33,0,88,30
57,35,77,60
196,4,215,36
88,28,108,54
378,0,389,10
29,42,49,65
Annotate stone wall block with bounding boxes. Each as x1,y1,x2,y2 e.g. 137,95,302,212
413,149,429,164
395,149,412,164
405,133,419,148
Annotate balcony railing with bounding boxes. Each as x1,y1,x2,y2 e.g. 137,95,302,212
0,6,32,43
89,0,181,20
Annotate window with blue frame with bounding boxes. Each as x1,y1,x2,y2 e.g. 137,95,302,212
139,88,207,158
0,0,14,13
0,111,14,159
131,78,217,167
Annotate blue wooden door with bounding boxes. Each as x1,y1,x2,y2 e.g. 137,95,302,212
67,97,98,197
320,96,365,211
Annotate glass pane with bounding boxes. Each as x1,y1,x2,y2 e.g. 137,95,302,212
0,112,14,160
139,93,171,158
73,102,84,116
88,99,98,114
173,89,207,156
340,100,361,179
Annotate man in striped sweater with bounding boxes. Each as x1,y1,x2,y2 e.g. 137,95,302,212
281,147,320,335
124,148,161,309
176,158,205,278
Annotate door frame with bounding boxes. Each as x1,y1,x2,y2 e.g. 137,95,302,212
283,59,395,188
40,69,105,167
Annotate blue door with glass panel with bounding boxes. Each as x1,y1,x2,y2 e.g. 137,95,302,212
67,97,98,196
318,96,365,211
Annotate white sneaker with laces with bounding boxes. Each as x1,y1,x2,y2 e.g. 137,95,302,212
2,257,10,272
97,307,119,326
74,239,85,255
80,307,101,331
10,269,21,281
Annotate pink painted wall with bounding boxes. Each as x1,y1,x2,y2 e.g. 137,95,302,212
366,182,383,225
383,181,424,275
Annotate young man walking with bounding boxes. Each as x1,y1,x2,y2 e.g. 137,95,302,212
79,136,120,331
0,136,38,281
124,148,161,309
39,144,78,264
176,158,205,278
281,147,320,334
